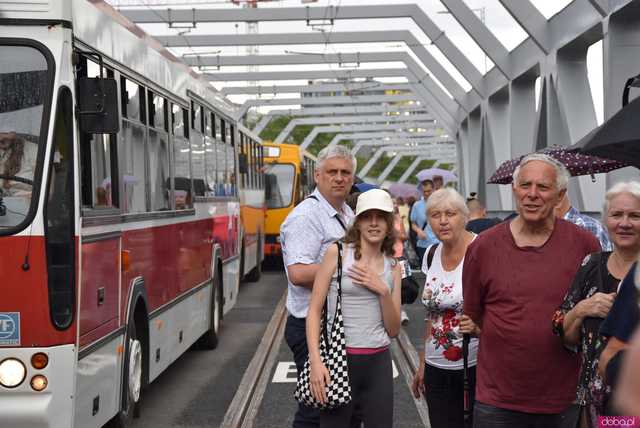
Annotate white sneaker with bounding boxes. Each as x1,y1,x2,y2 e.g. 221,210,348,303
401,310,410,326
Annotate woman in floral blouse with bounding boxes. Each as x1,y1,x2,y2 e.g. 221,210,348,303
411,188,480,428
552,181,640,427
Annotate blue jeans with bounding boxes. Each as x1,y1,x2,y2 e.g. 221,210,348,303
285,315,320,428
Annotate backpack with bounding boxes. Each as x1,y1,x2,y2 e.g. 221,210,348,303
400,245,438,304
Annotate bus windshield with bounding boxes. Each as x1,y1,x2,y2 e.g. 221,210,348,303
0,45,49,231
264,163,295,209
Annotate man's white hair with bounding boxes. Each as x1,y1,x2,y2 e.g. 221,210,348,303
512,153,570,190
316,145,357,172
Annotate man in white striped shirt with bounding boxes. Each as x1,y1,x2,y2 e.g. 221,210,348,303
280,145,355,428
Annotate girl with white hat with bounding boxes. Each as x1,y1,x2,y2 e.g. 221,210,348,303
306,189,402,428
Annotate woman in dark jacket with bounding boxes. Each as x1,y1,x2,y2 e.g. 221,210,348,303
552,181,640,427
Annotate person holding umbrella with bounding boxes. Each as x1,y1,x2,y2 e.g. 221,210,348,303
410,180,440,263
411,188,480,428
432,175,444,191
488,145,624,249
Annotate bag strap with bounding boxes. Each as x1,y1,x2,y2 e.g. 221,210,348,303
306,194,347,231
321,241,343,345
336,241,343,297
426,243,438,270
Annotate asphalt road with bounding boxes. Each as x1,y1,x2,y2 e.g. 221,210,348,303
123,270,430,428
129,272,285,428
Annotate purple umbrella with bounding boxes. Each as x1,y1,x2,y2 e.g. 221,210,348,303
416,168,457,183
388,182,420,199
488,146,628,184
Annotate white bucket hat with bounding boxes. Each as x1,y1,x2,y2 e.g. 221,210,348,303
355,189,394,217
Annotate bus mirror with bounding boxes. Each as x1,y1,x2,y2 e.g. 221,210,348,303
77,77,120,134
238,153,248,174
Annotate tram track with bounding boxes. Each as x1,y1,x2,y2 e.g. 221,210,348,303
391,328,432,427
221,291,288,428
222,289,430,428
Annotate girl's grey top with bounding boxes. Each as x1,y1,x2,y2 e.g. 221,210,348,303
327,243,395,349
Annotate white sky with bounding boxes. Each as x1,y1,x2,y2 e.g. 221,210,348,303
107,0,603,123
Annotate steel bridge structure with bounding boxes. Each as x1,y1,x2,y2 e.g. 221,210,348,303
119,0,640,210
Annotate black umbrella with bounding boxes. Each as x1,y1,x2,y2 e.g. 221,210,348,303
572,95,640,168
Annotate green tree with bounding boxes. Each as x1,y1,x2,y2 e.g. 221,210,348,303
259,114,353,157
258,115,454,184
259,115,291,142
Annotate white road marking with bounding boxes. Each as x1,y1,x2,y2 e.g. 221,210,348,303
272,362,298,383
271,361,399,383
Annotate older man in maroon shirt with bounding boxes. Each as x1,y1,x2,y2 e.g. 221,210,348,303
463,154,600,428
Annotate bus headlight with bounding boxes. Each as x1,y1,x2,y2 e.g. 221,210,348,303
0,358,26,388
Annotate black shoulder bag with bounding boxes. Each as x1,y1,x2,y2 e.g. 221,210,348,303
401,244,437,304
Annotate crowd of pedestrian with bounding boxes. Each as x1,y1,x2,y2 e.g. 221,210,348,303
280,146,640,428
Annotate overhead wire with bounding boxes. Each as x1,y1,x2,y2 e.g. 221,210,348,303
129,1,433,137
118,0,203,63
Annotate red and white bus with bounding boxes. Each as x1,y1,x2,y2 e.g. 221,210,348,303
0,1,264,427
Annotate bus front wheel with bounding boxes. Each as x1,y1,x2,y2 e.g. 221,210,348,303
108,316,143,427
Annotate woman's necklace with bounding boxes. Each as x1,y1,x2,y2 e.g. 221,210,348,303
441,246,464,272
442,234,472,271
611,251,634,278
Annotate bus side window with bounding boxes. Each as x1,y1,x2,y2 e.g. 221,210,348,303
120,77,147,214
190,102,206,197
79,57,118,210
148,91,170,211
237,134,244,189
258,145,264,190
251,141,257,189
214,115,225,196
247,139,253,189
227,123,236,196
204,111,216,196
243,135,250,189
173,105,192,209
